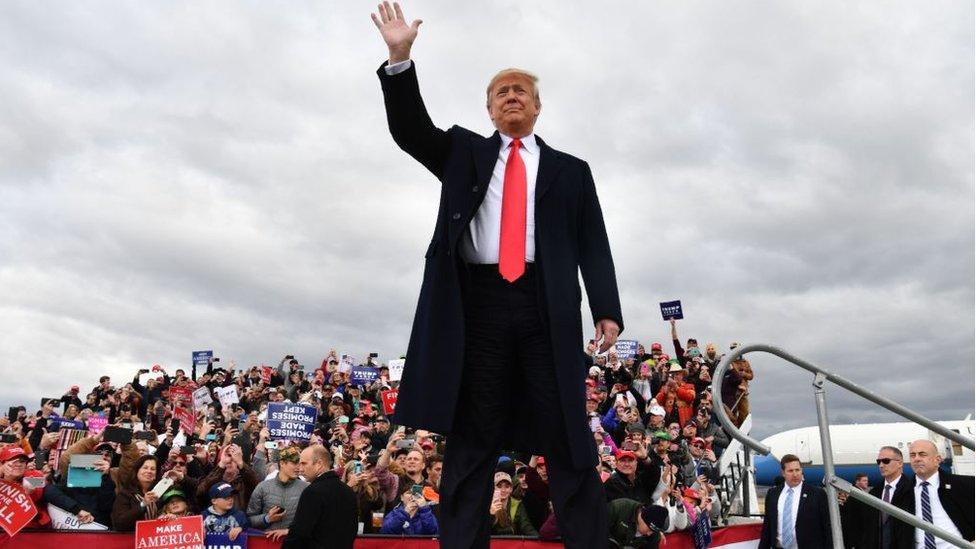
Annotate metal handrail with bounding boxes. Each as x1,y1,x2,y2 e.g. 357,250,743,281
710,344,975,549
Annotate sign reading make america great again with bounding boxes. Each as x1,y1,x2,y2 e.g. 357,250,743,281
134,515,204,549
267,403,318,441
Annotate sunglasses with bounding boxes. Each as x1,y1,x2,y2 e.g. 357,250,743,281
876,458,900,465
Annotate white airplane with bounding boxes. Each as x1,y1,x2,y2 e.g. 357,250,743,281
752,418,975,486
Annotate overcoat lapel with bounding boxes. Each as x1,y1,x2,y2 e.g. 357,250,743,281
473,132,501,195
535,136,562,204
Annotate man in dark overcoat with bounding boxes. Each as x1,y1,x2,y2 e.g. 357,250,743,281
372,3,623,547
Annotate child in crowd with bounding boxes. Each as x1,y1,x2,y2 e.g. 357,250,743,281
158,489,191,520
202,482,248,541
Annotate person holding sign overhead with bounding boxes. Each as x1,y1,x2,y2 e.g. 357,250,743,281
371,3,623,547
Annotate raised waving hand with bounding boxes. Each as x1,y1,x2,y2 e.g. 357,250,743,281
370,1,422,64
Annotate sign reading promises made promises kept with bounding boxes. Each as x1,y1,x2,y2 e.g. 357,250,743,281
267,403,318,441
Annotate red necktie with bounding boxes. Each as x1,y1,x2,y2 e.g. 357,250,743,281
499,138,526,282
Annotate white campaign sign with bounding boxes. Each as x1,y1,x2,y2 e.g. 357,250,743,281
192,386,213,409
387,359,405,382
215,385,239,407
48,504,108,531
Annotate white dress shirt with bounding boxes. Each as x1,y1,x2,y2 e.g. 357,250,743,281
385,59,538,264
776,482,802,549
914,471,963,548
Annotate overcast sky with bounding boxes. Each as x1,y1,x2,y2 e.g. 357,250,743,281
1,1,972,439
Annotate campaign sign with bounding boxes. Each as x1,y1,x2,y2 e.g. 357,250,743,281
267,403,318,441
380,389,399,416
387,359,405,382
48,503,108,531
192,387,213,410
350,366,379,387
339,356,355,374
260,366,273,384
205,532,247,549
135,515,204,549
192,350,213,370
86,415,108,435
170,385,194,406
49,417,85,431
615,340,639,359
173,406,195,435
215,386,239,408
659,300,684,320
0,480,38,537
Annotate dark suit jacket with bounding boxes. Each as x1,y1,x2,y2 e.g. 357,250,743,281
759,482,833,549
377,61,623,470
928,472,975,542
850,475,915,549
281,471,358,549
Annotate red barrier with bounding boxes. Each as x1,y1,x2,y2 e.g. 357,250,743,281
1,522,762,548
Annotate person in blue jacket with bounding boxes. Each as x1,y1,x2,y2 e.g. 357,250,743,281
202,482,248,541
381,488,438,535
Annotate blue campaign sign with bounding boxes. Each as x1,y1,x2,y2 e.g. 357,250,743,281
50,417,85,431
659,300,684,320
350,366,379,386
615,340,639,359
267,403,318,441
205,532,247,549
192,350,213,369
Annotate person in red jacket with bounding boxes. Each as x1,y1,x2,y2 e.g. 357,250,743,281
655,362,696,427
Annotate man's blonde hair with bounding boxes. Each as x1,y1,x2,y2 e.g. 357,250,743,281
486,68,541,107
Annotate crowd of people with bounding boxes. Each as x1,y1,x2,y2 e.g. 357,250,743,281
0,319,753,548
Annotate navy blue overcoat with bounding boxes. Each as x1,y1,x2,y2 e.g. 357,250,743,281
377,62,624,470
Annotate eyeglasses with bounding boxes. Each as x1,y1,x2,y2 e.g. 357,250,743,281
876,458,900,465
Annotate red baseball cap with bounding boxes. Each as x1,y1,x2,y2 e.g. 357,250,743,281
535,457,546,467
615,449,637,460
0,446,29,463
683,487,701,500
651,342,662,351
585,378,597,387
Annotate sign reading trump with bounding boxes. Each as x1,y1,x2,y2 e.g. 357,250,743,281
267,403,318,441
350,366,379,386
659,300,684,320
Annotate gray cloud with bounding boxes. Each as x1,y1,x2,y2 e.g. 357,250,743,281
0,1,972,440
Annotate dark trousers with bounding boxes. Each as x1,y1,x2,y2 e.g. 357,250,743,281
438,264,607,549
